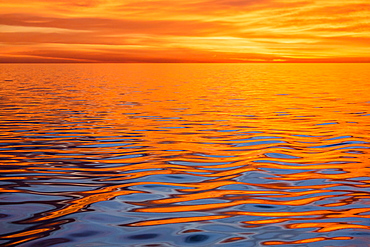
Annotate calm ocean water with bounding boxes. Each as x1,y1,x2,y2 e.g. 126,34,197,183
0,63,369,247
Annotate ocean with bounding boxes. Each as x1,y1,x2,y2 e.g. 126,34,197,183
0,63,369,246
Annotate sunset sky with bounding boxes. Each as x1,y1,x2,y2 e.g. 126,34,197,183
0,0,369,63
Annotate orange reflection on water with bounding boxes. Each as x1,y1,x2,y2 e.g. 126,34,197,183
264,236,353,245
0,63,369,246
287,222,370,232
2,228,53,239
127,215,231,227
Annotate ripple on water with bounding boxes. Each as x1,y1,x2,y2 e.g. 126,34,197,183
0,63,370,246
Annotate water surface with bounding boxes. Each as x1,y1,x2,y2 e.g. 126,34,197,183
0,63,370,246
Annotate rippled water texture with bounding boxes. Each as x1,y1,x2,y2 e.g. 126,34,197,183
0,63,370,247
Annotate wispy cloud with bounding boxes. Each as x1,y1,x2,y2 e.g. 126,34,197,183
0,0,369,62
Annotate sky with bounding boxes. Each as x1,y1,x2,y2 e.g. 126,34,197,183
0,0,369,63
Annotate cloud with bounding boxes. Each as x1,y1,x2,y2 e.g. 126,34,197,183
0,0,369,62
0,14,232,36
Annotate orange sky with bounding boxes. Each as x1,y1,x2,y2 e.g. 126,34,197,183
0,0,369,63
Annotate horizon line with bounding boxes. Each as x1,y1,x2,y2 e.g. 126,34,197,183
1,61,370,64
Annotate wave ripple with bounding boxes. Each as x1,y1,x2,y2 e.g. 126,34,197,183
0,63,370,246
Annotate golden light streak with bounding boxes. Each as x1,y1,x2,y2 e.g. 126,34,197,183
127,215,231,227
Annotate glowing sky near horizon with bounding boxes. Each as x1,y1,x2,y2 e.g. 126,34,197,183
0,0,369,62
